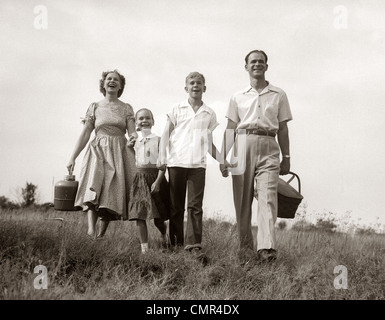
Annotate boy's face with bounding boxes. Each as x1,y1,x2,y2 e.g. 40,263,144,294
185,77,206,99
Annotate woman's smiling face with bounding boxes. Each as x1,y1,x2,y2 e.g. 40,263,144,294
104,72,121,94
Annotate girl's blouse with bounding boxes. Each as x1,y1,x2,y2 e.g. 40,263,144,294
134,133,160,169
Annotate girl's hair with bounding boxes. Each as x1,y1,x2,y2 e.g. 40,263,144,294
99,69,126,97
135,108,155,130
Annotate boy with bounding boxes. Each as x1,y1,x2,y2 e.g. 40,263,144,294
159,72,226,252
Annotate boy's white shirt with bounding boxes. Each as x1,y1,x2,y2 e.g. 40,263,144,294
166,99,219,168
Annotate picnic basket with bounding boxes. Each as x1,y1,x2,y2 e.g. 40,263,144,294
277,171,303,219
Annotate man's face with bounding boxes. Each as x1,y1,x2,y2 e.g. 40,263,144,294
245,52,268,79
185,77,206,99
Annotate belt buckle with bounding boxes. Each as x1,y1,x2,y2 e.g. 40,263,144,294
260,128,268,136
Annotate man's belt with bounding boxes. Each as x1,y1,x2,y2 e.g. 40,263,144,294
245,129,276,137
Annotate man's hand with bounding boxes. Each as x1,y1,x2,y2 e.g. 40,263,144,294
279,158,290,175
219,163,228,177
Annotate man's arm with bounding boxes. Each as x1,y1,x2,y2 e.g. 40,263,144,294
277,120,290,175
219,119,237,177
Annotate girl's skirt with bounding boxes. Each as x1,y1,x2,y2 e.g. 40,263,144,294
128,168,170,221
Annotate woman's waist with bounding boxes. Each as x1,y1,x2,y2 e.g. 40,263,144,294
95,127,126,137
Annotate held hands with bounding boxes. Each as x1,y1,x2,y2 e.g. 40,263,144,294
219,160,235,178
127,135,137,147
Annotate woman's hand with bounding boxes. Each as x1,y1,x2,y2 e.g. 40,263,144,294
66,159,75,175
127,135,137,147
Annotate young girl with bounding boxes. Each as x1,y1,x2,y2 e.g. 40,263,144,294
128,108,170,253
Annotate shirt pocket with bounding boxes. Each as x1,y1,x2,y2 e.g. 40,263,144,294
264,102,279,120
175,108,189,125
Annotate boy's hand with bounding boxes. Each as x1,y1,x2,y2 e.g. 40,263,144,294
157,155,167,171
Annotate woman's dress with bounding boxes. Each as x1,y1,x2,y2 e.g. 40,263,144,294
74,102,137,221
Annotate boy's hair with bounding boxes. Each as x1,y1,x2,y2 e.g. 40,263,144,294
244,50,268,64
185,72,205,85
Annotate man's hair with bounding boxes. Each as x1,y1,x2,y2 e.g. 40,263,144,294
244,50,268,64
185,71,205,85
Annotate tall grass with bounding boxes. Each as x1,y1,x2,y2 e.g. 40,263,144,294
0,208,384,300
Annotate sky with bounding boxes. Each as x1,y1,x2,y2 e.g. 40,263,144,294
1,0,385,229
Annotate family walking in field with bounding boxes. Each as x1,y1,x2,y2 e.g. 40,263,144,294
66,49,293,266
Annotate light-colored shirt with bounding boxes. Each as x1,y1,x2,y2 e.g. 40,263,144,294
167,100,219,168
226,83,293,133
134,132,160,169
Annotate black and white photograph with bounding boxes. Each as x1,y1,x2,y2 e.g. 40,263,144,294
0,0,384,308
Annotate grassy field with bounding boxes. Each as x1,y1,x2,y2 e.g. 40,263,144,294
0,207,384,301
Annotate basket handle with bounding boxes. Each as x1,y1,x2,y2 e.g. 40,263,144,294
285,171,301,194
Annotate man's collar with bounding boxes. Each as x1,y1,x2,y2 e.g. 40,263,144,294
242,81,280,94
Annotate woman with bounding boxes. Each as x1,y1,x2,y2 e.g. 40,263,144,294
67,69,137,239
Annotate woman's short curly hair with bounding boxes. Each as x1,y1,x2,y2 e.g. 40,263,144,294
99,69,126,97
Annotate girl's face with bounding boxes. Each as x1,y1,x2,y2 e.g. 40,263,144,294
136,110,154,130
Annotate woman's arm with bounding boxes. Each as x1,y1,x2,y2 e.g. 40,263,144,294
67,125,93,174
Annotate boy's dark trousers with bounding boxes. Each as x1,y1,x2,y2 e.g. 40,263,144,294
167,167,206,247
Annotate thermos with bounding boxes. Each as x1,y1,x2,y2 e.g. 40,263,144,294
54,174,79,211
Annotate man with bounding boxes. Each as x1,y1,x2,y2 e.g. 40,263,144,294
220,50,293,264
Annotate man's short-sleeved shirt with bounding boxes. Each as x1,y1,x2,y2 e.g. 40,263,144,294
226,83,293,132
167,100,219,168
